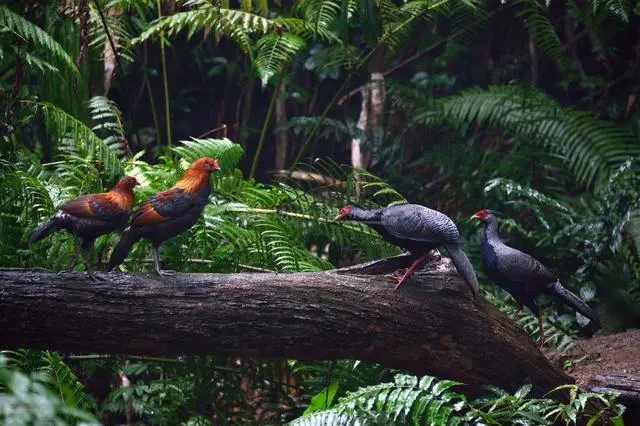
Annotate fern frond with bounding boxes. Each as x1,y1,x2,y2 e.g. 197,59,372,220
418,86,639,187
40,102,124,179
89,3,135,62
40,351,94,412
0,6,78,76
291,374,467,425
255,33,306,86
446,0,487,49
591,0,635,22
3,349,93,412
311,44,360,75
293,0,342,40
355,168,407,206
483,178,574,230
23,51,60,75
518,2,568,70
172,137,245,170
133,5,272,56
88,96,128,155
379,0,435,53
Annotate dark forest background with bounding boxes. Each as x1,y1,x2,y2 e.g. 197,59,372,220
1,0,639,424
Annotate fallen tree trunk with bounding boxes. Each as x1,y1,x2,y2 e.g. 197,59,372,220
587,374,640,406
0,255,571,395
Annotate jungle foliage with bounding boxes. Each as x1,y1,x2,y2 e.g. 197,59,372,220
1,0,639,424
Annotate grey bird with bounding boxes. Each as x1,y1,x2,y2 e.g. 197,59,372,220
471,208,600,347
336,204,479,296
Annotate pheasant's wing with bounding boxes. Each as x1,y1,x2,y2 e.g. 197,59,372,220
131,188,197,226
495,246,557,285
381,205,459,244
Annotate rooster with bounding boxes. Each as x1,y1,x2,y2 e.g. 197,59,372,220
28,176,139,280
107,157,220,276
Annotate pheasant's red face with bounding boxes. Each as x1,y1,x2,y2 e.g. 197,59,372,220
471,209,489,220
335,206,351,220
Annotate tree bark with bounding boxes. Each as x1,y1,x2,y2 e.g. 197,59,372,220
0,255,571,396
587,374,640,406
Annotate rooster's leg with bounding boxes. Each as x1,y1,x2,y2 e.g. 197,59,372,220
70,241,81,270
152,245,175,277
536,311,545,348
81,239,103,281
389,252,431,290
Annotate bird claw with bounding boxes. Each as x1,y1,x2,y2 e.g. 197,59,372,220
385,272,412,290
154,269,176,277
87,271,105,281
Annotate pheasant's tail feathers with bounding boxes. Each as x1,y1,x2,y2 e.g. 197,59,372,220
107,228,139,271
550,280,601,329
444,244,479,297
27,217,60,244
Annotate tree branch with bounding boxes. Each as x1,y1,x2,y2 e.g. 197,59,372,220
0,257,571,396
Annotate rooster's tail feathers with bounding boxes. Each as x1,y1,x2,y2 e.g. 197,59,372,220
27,217,60,244
107,227,139,271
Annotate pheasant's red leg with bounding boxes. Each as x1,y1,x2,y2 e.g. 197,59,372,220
392,252,430,290
537,312,545,348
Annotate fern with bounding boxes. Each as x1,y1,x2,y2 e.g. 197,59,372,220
172,137,245,170
379,0,434,53
483,178,574,232
293,0,343,40
133,3,272,56
446,0,487,49
590,0,636,22
0,354,98,425
309,44,360,76
255,33,307,85
3,349,94,412
40,102,124,180
88,3,135,63
417,85,639,187
0,6,78,76
88,96,128,156
290,374,467,426
518,1,569,70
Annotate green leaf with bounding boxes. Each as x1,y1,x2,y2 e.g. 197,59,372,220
304,380,340,414
0,6,78,76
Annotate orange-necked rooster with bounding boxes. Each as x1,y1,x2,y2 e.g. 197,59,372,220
28,176,139,280
107,157,220,276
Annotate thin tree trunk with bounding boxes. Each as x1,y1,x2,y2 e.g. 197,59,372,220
0,255,571,396
351,72,384,170
274,82,288,170
103,5,120,95
529,36,538,85
239,66,255,151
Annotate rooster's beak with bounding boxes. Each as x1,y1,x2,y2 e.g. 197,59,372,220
334,214,344,221
470,213,480,220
